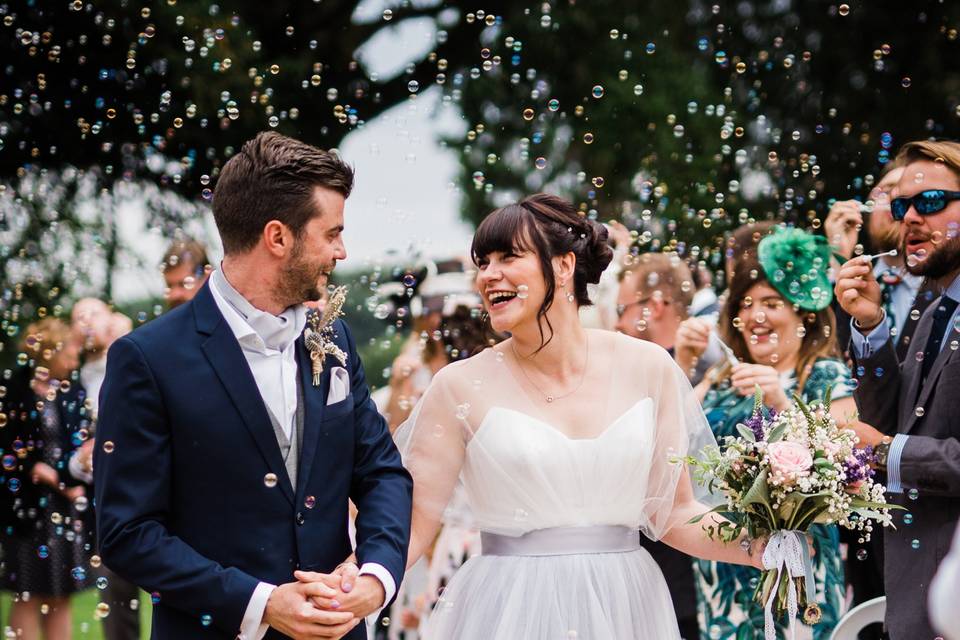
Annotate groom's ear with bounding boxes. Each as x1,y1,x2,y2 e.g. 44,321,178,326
263,220,294,257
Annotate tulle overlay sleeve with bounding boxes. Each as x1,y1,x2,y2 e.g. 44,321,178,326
394,368,468,560
638,345,721,540
396,332,719,563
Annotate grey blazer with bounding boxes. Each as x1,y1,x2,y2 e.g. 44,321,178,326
852,296,960,640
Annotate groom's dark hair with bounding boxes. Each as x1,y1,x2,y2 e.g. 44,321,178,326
213,131,354,254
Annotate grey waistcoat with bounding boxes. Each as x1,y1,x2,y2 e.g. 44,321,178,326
266,370,306,490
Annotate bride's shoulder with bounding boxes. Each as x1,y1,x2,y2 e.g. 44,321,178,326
593,330,675,369
428,346,499,390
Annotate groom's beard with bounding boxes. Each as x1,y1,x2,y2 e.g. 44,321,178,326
277,239,329,307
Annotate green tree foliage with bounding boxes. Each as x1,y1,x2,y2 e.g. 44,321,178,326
0,0,455,195
0,0,455,355
443,1,960,269
3,0,960,358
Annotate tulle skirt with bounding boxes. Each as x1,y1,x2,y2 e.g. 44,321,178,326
423,546,681,639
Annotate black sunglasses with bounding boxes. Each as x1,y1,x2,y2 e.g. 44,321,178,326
890,190,960,221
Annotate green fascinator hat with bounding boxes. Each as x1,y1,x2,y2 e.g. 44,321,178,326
757,228,833,311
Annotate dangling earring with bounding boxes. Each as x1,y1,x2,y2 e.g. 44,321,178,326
566,290,576,303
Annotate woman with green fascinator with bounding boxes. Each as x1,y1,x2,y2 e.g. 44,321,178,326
691,228,855,639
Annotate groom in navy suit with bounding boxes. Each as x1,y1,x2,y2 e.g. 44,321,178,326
94,132,413,639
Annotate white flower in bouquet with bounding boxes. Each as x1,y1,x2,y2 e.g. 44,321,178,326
682,386,902,637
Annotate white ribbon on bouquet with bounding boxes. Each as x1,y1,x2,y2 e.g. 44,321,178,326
760,530,816,640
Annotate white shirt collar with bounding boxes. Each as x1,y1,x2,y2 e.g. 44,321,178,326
209,268,308,354
209,269,261,345
944,271,960,302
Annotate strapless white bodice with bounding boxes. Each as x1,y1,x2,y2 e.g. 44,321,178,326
461,398,655,535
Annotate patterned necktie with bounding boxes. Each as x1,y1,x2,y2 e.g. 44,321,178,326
877,269,901,334
921,295,959,381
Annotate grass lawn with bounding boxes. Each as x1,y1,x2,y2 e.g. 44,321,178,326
1,588,152,639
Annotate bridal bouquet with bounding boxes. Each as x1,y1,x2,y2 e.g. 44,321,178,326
683,389,899,638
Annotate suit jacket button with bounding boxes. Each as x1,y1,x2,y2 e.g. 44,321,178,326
296,512,305,525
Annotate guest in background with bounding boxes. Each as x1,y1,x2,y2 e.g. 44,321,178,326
692,229,852,639
723,220,779,286
161,236,210,309
1,319,93,640
582,219,633,330
373,258,480,432
615,252,693,355
825,160,933,362
70,299,139,640
688,261,720,318
72,299,114,418
675,221,779,385
836,139,960,640
614,251,699,639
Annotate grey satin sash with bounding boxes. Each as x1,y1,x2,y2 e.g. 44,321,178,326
481,525,641,557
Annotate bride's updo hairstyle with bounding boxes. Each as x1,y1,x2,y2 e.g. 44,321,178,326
471,193,614,350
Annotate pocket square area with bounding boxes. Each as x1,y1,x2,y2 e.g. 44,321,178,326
326,366,350,405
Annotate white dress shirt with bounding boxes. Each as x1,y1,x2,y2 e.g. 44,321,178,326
80,356,107,416
68,357,108,484
209,269,394,640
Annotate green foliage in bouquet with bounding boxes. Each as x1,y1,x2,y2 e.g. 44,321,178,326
680,385,902,629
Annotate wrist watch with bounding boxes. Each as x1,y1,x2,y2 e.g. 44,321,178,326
854,308,886,332
874,436,893,470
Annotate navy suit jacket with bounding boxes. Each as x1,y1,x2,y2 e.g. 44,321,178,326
93,282,412,639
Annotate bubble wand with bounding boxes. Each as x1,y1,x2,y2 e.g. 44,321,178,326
861,249,898,262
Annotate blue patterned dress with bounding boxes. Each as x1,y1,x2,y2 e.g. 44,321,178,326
693,358,851,640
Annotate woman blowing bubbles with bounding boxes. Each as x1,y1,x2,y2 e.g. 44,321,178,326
681,228,856,639
393,193,773,639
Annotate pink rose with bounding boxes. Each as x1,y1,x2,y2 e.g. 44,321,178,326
767,441,813,484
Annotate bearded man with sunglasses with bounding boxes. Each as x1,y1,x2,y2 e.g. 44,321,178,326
835,139,960,640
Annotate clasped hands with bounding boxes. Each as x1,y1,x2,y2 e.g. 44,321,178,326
264,561,384,639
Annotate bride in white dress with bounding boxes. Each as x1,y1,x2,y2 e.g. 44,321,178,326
398,193,766,639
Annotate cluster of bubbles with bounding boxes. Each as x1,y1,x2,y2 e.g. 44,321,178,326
3,2,960,632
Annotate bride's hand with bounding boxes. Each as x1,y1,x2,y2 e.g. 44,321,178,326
745,534,816,570
746,536,768,570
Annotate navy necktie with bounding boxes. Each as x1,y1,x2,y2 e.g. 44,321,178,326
877,269,901,334
921,295,959,381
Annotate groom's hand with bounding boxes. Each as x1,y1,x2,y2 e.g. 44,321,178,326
296,569,386,619
264,581,359,639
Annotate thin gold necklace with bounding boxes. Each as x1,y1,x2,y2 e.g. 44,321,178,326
510,337,590,403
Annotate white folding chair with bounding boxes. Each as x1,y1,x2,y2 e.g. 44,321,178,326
829,596,886,640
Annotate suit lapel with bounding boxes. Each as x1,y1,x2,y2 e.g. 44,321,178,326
194,284,295,507
909,313,960,435
901,301,936,434
295,337,330,502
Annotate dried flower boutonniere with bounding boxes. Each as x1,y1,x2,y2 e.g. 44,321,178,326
303,286,348,386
